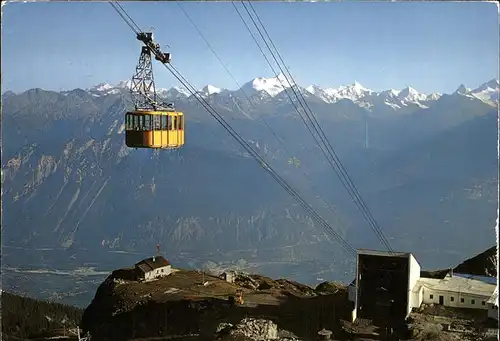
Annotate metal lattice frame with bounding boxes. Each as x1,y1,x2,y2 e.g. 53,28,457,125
131,46,158,111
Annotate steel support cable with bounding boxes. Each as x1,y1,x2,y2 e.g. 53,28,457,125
178,1,286,149
110,2,141,35
231,1,328,161
233,2,354,223
233,2,338,179
239,1,392,252
246,1,389,246
235,1,376,250
113,1,142,33
110,2,357,257
166,63,357,256
242,1,394,253
179,2,343,226
112,3,355,257
178,1,282,145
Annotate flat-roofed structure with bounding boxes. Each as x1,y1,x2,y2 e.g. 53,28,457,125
351,249,421,323
348,248,497,324
413,273,496,309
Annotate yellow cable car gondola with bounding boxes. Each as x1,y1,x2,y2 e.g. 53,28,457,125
125,110,184,149
125,32,185,150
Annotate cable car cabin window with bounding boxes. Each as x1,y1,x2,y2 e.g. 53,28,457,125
173,116,177,131
128,115,133,130
167,116,172,130
179,115,184,130
134,115,145,131
144,115,152,131
161,115,168,130
137,115,144,131
153,115,161,130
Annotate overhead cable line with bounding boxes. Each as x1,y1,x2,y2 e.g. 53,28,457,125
242,0,393,253
246,2,394,254
178,1,345,229
109,1,358,258
166,64,358,257
236,1,394,253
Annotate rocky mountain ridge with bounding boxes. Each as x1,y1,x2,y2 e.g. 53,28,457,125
80,245,498,341
1,81,497,308
81,75,499,111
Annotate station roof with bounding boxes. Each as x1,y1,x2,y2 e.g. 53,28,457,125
452,272,497,286
357,248,411,258
416,274,496,298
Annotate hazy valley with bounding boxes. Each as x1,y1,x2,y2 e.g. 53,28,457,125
2,77,498,308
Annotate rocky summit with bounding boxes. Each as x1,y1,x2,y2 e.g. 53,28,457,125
78,246,498,341
81,268,351,341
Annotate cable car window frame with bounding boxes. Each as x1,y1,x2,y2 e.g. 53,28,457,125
179,115,183,130
173,116,177,131
153,115,161,130
144,115,152,131
137,115,144,131
161,115,167,130
167,115,172,130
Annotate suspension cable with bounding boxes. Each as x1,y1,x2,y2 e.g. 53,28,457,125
246,1,393,252
178,2,345,227
109,1,358,258
237,1,394,253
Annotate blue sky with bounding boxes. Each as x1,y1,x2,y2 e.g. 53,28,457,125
2,1,498,94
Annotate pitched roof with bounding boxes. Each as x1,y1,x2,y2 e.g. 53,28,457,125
453,273,497,285
416,274,496,297
487,285,498,305
135,256,170,272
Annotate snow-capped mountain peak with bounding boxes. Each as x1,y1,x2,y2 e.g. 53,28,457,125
84,76,497,109
241,73,295,97
352,81,368,92
87,82,122,97
426,92,442,101
335,81,373,100
379,89,400,97
90,83,113,92
469,78,499,103
305,85,319,94
157,86,190,99
397,86,427,102
171,86,190,97
115,80,132,89
199,85,221,96
454,84,470,95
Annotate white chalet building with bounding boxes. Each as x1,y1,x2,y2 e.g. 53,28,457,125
134,255,172,281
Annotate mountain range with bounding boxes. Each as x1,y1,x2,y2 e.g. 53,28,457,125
85,74,499,112
1,76,498,308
